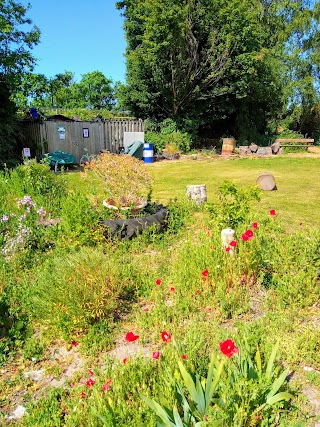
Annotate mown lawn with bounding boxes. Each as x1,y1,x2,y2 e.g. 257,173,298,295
148,154,320,227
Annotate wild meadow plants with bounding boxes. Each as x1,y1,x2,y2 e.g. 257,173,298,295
0,158,319,426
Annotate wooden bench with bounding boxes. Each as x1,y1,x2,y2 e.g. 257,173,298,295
275,138,314,150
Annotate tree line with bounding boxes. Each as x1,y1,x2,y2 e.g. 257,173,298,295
1,0,320,165
115,0,320,141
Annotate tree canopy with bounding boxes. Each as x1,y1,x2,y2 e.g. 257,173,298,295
14,71,116,111
0,0,40,87
0,0,40,166
116,0,320,139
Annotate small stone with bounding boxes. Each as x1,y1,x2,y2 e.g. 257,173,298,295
7,405,26,420
23,369,45,382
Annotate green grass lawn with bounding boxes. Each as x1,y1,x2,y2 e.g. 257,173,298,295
148,155,320,227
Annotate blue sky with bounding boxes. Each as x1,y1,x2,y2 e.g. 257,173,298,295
21,0,127,83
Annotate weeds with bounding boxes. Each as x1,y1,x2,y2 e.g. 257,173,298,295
0,159,319,425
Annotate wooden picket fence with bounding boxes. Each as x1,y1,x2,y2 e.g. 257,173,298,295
20,119,144,163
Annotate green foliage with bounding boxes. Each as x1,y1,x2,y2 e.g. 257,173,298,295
0,262,31,364
74,71,115,110
21,336,46,362
0,1,40,87
24,247,137,339
146,119,192,153
0,78,21,168
207,181,261,230
1,160,320,425
22,388,68,427
0,159,67,213
15,71,116,111
144,341,293,427
216,341,293,426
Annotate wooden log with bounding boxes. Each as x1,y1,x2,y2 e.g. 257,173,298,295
256,173,277,191
186,184,207,205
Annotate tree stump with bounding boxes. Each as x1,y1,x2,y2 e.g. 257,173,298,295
186,184,207,205
256,173,277,191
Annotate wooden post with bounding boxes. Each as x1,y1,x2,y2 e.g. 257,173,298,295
221,228,235,255
186,184,207,205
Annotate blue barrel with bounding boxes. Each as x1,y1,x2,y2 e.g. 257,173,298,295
143,143,154,163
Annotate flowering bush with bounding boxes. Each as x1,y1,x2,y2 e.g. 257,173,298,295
0,195,52,259
83,152,154,210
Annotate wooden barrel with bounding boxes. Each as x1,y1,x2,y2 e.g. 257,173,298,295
222,138,236,155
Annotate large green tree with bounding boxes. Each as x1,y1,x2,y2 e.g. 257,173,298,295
74,71,115,109
0,0,40,166
16,71,116,111
0,0,40,87
116,0,318,138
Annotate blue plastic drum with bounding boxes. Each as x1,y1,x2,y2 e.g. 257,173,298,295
143,143,154,163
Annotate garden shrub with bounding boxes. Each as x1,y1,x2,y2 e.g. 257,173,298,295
0,262,31,364
83,152,153,210
0,159,67,214
25,247,138,339
55,191,105,249
206,181,261,230
145,119,192,153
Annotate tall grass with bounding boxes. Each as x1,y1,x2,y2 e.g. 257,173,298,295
0,157,319,426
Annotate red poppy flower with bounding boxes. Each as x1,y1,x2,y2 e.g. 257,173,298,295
207,231,211,237
161,331,172,343
142,307,149,312
181,354,187,360
207,307,212,312
152,351,160,359
86,378,95,387
210,246,214,250
123,358,128,364
196,289,200,294
71,382,75,388
245,230,254,239
71,340,79,347
81,391,86,398
219,339,239,358
269,209,276,216
202,277,207,282
155,279,162,285
252,222,258,229
229,240,237,247
125,331,140,342
88,369,94,376
225,247,231,252
202,269,209,277
102,379,112,391
242,230,254,241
